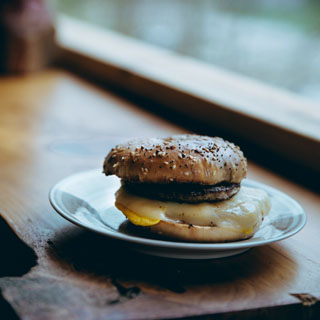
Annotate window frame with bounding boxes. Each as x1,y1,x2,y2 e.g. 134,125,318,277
56,15,320,174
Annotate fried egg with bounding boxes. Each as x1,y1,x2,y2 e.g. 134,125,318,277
115,186,271,234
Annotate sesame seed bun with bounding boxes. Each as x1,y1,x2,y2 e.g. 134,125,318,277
102,135,264,243
103,134,247,185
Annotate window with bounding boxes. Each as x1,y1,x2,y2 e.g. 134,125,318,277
55,0,320,102
54,0,320,173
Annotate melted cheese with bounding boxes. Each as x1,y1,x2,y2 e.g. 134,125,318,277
115,186,271,232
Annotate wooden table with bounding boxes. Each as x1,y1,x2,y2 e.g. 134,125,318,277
0,69,319,319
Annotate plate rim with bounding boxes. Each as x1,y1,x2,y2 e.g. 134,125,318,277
49,169,307,251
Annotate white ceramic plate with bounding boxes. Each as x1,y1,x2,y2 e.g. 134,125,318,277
49,169,306,259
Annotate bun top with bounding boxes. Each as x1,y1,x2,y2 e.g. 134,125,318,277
103,134,247,185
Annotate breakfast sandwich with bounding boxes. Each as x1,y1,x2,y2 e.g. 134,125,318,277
103,134,270,242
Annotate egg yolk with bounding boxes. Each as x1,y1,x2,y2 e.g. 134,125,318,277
115,202,160,226
243,227,253,235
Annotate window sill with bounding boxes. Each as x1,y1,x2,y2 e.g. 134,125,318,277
56,15,320,176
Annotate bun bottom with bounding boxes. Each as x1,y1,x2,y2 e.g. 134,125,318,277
148,220,258,242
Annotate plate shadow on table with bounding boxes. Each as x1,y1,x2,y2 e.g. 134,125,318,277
47,225,297,294
0,215,37,319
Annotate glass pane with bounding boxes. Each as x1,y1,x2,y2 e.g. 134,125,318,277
54,0,320,102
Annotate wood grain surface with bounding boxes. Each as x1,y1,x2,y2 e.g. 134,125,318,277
0,69,319,320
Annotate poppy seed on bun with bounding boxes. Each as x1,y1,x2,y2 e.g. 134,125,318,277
103,134,247,186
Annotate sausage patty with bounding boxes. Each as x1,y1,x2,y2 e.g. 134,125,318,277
123,181,240,203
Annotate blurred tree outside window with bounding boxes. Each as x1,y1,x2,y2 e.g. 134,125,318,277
54,0,320,102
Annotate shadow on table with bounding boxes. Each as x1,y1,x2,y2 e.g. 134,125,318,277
0,215,37,319
47,225,297,294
